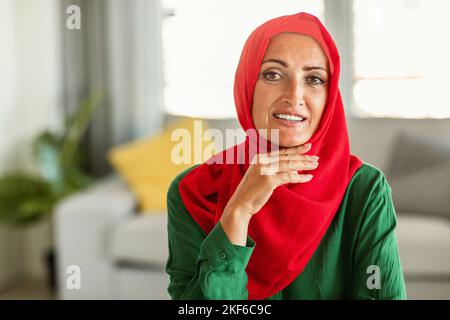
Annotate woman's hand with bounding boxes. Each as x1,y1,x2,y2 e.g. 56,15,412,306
219,143,319,245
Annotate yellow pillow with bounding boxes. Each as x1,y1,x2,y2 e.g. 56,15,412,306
108,118,216,212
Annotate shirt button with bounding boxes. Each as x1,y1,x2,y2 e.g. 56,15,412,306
218,251,227,260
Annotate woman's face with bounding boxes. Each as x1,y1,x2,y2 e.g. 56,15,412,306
252,32,330,147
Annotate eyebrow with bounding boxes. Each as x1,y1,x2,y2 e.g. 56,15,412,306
261,59,328,72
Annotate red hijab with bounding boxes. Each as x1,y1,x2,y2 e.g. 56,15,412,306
178,12,363,300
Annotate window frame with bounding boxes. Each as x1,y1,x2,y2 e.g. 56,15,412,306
161,0,392,119
324,0,356,119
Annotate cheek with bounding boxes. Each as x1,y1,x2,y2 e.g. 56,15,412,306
252,84,274,127
308,91,328,122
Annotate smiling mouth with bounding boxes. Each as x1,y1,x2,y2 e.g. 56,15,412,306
273,113,307,123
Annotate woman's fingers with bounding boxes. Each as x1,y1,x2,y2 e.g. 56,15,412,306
275,171,314,187
253,143,319,176
272,154,319,163
259,158,319,175
257,153,319,165
276,159,319,173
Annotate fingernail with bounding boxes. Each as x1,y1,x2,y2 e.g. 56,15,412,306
312,156,319,161
304,143,312,148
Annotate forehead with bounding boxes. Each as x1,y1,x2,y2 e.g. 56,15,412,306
264,32,329,66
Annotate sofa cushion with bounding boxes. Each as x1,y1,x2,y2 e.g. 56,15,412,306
390,160,450,218
396,214,450,275
110,213,168,268
388,132,450,178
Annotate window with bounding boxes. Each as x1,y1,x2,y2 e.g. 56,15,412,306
161,0,324,118
353,0,450,118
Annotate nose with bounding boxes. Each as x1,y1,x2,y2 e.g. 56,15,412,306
282,77,305,107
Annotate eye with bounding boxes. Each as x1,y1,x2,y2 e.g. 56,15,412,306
307,76,325,85
262,71,283,82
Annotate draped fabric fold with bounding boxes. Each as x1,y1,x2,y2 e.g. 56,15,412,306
178,12,363,300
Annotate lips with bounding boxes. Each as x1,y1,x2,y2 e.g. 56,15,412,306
272,111,309,120
272,114,309,128
273,113,305,122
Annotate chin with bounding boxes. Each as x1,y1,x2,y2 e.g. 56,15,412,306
260,126,312,148
278,136,309,148
266,125,311,147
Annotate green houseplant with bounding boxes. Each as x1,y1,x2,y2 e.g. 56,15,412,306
0,92,101,226
0,92,101,289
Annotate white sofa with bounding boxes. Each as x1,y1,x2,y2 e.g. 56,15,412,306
54,118,450,300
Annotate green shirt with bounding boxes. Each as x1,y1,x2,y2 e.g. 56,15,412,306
165,162,407,300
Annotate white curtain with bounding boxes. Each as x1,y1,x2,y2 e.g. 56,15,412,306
61,0,164,176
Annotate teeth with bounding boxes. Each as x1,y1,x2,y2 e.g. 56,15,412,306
274,113,305,122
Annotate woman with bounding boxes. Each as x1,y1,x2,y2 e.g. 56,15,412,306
165,12,407,300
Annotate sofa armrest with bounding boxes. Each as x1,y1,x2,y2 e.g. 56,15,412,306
53,174,137,299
